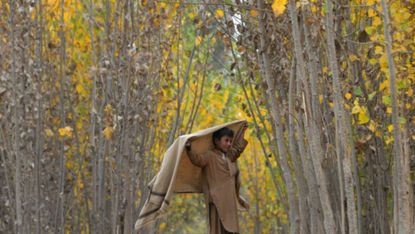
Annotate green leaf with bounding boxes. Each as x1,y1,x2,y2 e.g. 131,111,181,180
365,26,376,35
368,91,377,101
397,80,407,90
382,95,391,105
353,87,363,96
322,2,327,14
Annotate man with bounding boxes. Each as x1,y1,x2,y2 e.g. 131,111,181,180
185,124,249,234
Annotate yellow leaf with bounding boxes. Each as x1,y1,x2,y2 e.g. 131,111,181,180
272,0,288,15
345,92,352,100
76,84,83,94
76,120,83,131
349,54,359,62
188,12,196,19
379,79,389,91
358,111,370,124
372,17,381,27
66,161,74,170
159,2,166,8
159,222,166,231
322,66,328,73
319,95,324,104
368,9,376,17
211,37,216,45
352,99,361,114
379,55,388,70
45,128,54,137
329,102,334,108
195,36,203,46
104,104,113,114
77,178,84,189
387,124,393,132
206,114,213,124
76,83,88,97
365,26,376,35
368,121,377,132
385,136,393,145
152,17,160,28
103,127,114,140
394,32,403,41
250,9,259,17
58,126,73,138
215,9,224,18
375,46,383,54
406,88,413,97
386,107,392,113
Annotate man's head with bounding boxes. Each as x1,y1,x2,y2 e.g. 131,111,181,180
212,127,234,153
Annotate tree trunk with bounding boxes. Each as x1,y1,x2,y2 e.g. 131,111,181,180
288,0,337,232
380,0,414,232
10,1,22,233
257,1,299,233
325,0,358,233
288,62,309,234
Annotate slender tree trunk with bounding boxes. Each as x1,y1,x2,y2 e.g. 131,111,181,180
34,0,44,232
299,8,328,234
87,0,99,229
325,0,358,233
257,1,299,233
10,1,22,233
211,4,289,216
168,12,184,146
380,0,413,232
288,62,309,234
341,1,363,232
53,0,67,232
253,146,262,234
288,0,337,232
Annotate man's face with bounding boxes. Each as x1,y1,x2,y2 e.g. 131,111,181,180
215,135,233,153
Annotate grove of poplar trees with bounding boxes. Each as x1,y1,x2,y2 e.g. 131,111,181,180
0,0,414,233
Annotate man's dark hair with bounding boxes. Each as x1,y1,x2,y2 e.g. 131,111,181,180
212,127,234,143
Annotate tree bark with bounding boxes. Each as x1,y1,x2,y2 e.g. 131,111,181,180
288,62,309,234
288,0,337,232
325,0,358,233
380,0,414,232
257,1,299,233
10,1,22,233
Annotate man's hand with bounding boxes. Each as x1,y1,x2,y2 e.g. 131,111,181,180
238,195,250,211
242,123,248,130
185,141,191,151
241,123,248,136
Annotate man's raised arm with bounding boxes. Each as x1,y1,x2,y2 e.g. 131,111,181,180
185,141,209,168
228,124,248,162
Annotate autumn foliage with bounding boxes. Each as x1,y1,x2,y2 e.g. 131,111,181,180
0,0,414,233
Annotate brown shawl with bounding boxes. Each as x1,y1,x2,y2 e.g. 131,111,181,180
134,120,248,231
